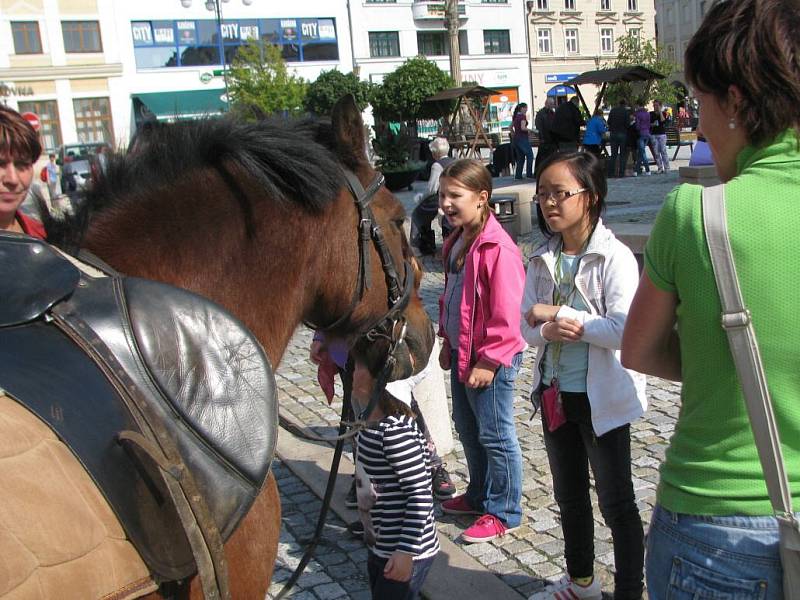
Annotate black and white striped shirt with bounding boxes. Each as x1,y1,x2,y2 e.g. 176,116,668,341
356,415,440,560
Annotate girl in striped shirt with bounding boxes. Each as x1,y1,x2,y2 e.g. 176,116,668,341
355,374,440,600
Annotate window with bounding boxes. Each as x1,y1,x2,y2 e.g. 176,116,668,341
629,27,640,38
667,44,676,62
18,100,61,152
417,31,468,56
564,28,579,53
369,31,400,57
537,28,552,54
564,0,576,9
600,27,614,53
73,97,113,145
600,0,611,10
626,0,638,11
62,21,102,52
11,22,42,54
483,29,510,54
681,1,691,22
536,0,549,9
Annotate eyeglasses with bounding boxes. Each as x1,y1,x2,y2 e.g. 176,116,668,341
533,188,588,205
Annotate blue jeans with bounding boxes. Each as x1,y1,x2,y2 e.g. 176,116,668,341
513,136,534,178
543,392,644,599
636,134,651,173
367,552,435,600
450,351,523,527
646,504,784,599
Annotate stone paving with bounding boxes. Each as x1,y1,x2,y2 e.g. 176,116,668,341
268,153,693,599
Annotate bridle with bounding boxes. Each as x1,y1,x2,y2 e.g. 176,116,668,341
304,168,416,424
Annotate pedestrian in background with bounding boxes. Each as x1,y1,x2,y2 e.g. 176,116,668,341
552,96,585,152
523,151,646,600
45,152,59,203
633,99,652,176
582,109,607,158
622,0,800,596
511,102,534,180
650,100,670,173
607,99,630,178
534,97,557,177
411,137,453,255
437,159,526,544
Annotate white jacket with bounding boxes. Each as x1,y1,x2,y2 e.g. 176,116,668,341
521,219,646,436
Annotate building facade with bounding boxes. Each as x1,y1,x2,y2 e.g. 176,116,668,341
1,0,353,151
525,0,656,110
654,0,713,86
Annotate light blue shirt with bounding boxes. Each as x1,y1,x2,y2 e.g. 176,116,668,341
542,253,589,392
443,237,465,347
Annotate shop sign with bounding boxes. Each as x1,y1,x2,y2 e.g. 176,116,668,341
545,73,578,83
199,72,213,84
0,83,35,97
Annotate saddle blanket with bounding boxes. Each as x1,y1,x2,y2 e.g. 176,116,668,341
0,392,157,600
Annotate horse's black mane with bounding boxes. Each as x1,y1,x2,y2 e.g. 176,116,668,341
47,115,347,250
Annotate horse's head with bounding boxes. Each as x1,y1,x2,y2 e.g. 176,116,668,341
323,95,434,381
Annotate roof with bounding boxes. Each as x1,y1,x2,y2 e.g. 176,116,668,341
425,85,500,102
565,66,666,86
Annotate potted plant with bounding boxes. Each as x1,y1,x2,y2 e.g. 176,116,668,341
372,124,426,191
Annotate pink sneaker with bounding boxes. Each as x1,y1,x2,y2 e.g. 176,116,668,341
441,494,480,515
461,514,517,543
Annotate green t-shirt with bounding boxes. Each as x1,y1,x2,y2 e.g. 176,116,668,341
645,128,800,516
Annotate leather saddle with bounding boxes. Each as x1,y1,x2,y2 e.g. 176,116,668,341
0,231,277,592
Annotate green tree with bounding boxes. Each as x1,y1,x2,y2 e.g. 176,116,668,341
604,33,681,107
226,42,307,117
370,56,454,123
304,69,372,116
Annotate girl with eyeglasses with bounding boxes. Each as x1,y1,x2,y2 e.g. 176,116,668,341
437,159,527,544
521,151,646,600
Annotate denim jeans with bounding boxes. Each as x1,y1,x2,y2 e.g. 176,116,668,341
636,134,651,174
367,552,435,600
646,504,784,599
608,131,628,177
652,133,669,171
450,351,523,527
542,392,644,599
513,136,534,178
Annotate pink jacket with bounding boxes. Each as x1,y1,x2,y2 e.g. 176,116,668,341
438,213,527,383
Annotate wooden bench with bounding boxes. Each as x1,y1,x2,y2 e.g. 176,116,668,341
666,127,695,160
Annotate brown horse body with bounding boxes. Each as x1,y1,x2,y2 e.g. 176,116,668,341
49,97,434,598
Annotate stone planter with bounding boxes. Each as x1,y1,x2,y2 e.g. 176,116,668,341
381,165,424,192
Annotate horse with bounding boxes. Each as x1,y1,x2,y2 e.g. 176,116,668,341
5,95,434,599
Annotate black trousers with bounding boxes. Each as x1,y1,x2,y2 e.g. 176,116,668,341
410,193,439,255
542,392,644,599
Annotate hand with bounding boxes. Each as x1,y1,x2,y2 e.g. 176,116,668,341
467,359,496,388
384,551,414,582
542,318,584,342
439,341,451,371
526,303,560,327
309,340,326,365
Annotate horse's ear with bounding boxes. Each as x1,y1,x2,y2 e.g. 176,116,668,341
331,94,366,168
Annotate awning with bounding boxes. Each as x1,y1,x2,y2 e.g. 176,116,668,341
565,66,665,86
547,85,576,97
132,89,227,121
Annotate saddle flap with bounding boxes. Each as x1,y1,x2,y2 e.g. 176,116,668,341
0,232,79,327
123,278,277,488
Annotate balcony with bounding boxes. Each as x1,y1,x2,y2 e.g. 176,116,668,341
412,1,468,22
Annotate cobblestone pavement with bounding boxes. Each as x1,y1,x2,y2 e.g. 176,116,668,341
268,157,691,599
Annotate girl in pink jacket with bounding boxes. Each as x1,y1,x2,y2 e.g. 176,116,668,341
436,159,527,543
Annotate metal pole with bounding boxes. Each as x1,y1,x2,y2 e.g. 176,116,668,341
445,0,461,85
211,0,231,111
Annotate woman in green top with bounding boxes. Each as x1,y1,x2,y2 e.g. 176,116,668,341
621,1,800,597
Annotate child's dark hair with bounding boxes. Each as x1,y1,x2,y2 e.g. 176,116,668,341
534,151,607,238
380,392,414,418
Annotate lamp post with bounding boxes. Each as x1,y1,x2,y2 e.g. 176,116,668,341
180,0,253,110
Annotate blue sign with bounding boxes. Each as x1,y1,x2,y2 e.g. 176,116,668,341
547,85,576,96
545,73,578,83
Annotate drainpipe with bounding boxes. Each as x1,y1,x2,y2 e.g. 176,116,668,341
346,0,359,78
522,0,534,106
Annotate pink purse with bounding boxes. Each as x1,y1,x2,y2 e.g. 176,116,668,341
541,379,566,432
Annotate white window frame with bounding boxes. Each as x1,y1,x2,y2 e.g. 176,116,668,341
537,27,552,54
627,0,638,11
600,27,614,54
536,0,549,9
629,26,640,38
564,28,579,54
564,0,576,10
600,0,611,10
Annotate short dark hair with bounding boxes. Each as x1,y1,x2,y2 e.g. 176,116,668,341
535,151,607,238
685,0,800,147
0,105,41,162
